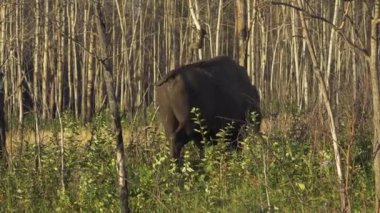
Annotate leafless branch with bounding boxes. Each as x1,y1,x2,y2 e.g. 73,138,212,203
259,1,370,59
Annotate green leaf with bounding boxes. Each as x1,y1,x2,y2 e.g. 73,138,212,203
296,182,306,191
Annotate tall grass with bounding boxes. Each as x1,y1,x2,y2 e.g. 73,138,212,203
0,109,375,212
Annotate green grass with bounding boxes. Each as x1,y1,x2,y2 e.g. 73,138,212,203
0,110,375,212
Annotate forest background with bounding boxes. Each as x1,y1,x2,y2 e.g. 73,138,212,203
0,0,380,212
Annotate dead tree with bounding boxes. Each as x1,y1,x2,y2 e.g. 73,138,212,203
0,70,7,164
235,0,248,67
93,2,130,213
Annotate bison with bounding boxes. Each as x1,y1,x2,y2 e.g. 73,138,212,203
156,56,261,162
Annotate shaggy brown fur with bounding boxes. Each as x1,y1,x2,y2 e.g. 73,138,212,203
156,56,261,161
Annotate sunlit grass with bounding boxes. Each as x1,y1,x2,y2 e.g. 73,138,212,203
0,109,375,212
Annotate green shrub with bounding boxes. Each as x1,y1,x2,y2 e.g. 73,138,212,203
0,110,375,212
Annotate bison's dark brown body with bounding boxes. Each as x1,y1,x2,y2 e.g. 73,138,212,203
156,56,261,161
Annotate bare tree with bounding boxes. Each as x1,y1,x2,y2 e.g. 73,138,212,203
294,0,348,211
189,0,205,60
81,3,91,123
235,0,248,67
16,0,24,155
1,3,379,210
325,0,342,92
55,0,64,113
215,0,223,56
34,0,42,173
369,1,380,211
42,0,50,119
0,70,6,164
94,2,130,212
85,15,96,122
67,0,79,117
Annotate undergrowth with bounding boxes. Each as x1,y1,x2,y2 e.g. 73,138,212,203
0,109,375,212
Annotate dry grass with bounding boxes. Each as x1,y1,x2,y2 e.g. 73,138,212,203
260,113,297,135
5,127,131,154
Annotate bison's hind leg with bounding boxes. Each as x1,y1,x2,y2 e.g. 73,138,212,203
171,122,189,162
158,106,184,162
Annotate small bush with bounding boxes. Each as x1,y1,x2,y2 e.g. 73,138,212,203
0,108,375,212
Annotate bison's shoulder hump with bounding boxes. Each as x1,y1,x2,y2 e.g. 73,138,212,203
155,56,235,86
194,55,234,68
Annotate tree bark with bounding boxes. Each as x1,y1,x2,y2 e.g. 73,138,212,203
34,0,42,174
235,0,248,67
369,1,380,211
0,3,4,66
68,1,79,117
291,9,301,110
215,0,223,56
94,3,130,213
189,0,204,60
295,0,348,211
0,71,6,164
86,15,95,122
56,0,64,113
42,0,49,119
81,4,90,122
16,0,24,155
325,0,342,92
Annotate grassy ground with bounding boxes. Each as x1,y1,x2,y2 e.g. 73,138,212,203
0,110,375,212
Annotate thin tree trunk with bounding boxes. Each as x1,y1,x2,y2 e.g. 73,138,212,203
235,0,248,67
295,0,348,211
369,1,380,211
34,0,42,174
66,2,73,110
291,9,301,110
301,38,308,109
42,0,49,119
325,0,341,92
189,0,204,60
81,4,89,122
57,0,64,112
270,30,280,96
127,1,139,112
0,2,4,66
16,0,24,156
70,1,79,117
247,0,257,83
34,0,40,117
114,0,127,112
86,15,95,122
94,3,130,213
215,0,223,56
137,1,143,109
0,71,6,164
259,16,268,104
56,95,65,191
152,0,157,105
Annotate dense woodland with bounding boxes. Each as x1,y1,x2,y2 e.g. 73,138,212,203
0,0,380,212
